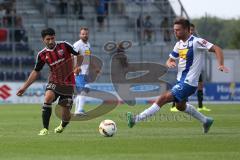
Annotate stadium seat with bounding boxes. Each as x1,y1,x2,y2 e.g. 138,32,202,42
14,71,26,80
0,71,4,81
15,43,29,51
28,57,35,66
14,57,20,66
0,44,11,51
6,72,13,80
4,57,13,66
21,57,34,66
21,57,28,66
0,57,3,65
0,28,8,42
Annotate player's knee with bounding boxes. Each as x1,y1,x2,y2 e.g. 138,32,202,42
58,98,73,109
176,104,185,111
156,92,171,105
42,103,52,108
44,94,56,104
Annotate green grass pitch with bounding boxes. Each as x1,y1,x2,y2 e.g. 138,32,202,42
0,104,239,160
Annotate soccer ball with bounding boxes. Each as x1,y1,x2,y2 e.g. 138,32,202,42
99,119,117,137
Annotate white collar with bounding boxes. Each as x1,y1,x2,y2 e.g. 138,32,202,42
80,39,88,45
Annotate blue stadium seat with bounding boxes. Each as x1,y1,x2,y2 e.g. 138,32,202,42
14,71,26,80
28,57,35,66
14,57,20,66
4,57,13,66
21,57,34,66
6,72,13,80
15,43,29,51
0,44,11,51
21,57,28,66
0,71,4,81
0,57,3,65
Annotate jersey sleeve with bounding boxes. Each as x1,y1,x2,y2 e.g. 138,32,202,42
34,53,45,72
64,41,79,55
169,42,179,59
196,38,214,50
73,41,82,55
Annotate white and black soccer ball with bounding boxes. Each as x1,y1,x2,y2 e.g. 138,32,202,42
99,119,117,137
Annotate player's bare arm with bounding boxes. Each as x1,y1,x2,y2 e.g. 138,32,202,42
16,70,40,96
166,57,176,68
73,55,84,75
209,45,229,73
76,54,84,66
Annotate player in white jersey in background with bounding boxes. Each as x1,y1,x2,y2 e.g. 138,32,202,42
73,27,92,115
190,23,211,112
127,18,229,133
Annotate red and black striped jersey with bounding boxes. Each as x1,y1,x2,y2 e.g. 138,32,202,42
34,41,79,86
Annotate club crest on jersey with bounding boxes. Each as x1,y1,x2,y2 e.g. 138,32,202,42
58,49,64,55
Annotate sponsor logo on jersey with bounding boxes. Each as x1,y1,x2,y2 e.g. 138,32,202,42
179,49,188,60
49,58,65,66
58,49,64,55
85,50,91,55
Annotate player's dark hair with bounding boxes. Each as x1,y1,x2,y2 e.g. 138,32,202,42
190,23,195,28
174,17,190,31
41,28,55,38
80,27,89,32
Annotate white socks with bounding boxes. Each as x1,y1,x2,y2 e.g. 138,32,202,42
135,103,160,123
184,103,207,123
75,95,85,113
134,103,208,124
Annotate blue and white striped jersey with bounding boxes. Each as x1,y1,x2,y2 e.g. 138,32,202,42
169,35,213,87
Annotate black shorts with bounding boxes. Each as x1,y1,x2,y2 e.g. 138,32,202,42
45,83,74,107
198,74,203,83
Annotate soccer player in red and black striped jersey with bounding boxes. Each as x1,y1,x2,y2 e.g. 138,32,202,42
16,28,82,135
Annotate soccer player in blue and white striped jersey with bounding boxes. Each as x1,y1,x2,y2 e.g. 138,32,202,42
127,18,229,133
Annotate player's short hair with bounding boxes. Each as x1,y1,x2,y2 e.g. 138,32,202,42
190,23,195,28
174,17,190,31
41,28,55,38
80,27,89,32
